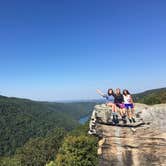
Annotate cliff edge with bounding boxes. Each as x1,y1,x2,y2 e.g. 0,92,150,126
89,103,166,166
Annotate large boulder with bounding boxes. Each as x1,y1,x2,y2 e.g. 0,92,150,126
90,103,166,166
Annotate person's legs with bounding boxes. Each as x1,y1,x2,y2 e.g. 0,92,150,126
107,103,119,124
122,108,126,115
128,108,132,118
119,108,123,117
125,104,132,123
121,108,127,124
131,107,136,123
115,103,126,123
116,104,123,116
107,103,115,112
127,109,132,123
131,107,135,116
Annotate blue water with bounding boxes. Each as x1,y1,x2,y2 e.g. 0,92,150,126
79,115,90,124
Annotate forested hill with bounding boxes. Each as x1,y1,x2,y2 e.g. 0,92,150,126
0,95,97,156
133,87,166,105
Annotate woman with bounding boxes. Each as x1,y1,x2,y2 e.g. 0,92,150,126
96,89,119,124
114,88,127,123
123,89,136,123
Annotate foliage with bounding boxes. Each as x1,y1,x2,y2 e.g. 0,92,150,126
0,156,21,166
0,95,97,157
54,122,98,166
14,128,66,166
133,88,166,105
46,161,56,166
55,135,98,166
0,128,66,166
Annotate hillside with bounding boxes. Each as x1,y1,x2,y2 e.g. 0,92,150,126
0,95,97,156
0,87,165,165
133,87,166,105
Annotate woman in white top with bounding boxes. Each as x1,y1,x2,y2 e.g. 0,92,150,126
123,89,136,123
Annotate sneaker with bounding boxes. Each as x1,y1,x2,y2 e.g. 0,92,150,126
122,115,127,124
123,118,127,124
129,119,132,123
88,130,96,135
132,118,136,123
112,115,116,124
115,115,119,124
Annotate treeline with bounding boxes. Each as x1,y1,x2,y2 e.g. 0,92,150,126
0,128,66,166
133,88,166,105
0,123,98,166
0,95,97,157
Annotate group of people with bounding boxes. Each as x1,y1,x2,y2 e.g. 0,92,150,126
96,88,136,124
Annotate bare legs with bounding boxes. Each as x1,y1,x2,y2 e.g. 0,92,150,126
126,108,132,119
119,108,126,117
106,103,119,124
126,107,136,123
106,102,117,113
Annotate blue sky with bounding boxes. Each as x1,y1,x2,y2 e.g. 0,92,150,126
0,0,166,101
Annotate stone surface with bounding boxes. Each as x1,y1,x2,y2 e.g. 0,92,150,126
90,103,166,166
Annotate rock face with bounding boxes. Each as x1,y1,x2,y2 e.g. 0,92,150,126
89,103,166,166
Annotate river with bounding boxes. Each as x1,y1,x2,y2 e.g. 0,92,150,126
79,115,90,124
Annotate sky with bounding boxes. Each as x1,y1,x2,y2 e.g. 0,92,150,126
0,0,166,101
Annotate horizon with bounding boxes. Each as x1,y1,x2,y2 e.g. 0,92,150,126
0,87,165,102
0,0,166,100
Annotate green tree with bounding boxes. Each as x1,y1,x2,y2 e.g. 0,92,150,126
55,135,98,166
0,156,21,166
15,128,66,166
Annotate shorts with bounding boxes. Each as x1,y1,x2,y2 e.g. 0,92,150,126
124,104,134,109
116,103,125,109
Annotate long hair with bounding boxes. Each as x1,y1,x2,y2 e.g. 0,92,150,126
115,88,121,95
123,89,130,96
107,89,114,96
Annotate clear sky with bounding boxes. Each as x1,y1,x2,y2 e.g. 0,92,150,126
0,0,166,101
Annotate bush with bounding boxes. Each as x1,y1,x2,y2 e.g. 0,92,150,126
55,135,98,166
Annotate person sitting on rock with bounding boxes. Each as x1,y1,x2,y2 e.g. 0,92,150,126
114,88,127,124
123,89,136,123
96,89,119,124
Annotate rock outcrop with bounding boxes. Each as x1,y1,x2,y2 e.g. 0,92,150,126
89,103,166,166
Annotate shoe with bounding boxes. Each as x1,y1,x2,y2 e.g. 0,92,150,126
132,118,136,123
122,115,127,124
115,118,119,124
123,118,127,124
88,130,96,135
115,115,119,124
129,119,132,123
112,115,116,124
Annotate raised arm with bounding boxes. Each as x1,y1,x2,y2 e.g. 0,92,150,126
96,89,105,97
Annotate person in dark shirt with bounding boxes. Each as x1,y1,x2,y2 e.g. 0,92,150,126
114,88,127,123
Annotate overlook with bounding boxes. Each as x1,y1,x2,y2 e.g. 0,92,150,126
89,103,166,166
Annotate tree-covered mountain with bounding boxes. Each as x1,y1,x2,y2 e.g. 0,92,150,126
0,87,165,165
133,87,166,105
0,95,97,157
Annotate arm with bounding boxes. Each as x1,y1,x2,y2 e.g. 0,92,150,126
130,95,134,104
121,94,124,103
96,89,105,97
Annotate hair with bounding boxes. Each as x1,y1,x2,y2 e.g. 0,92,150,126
123,89,130,96
115,88,121,95
107,89,114,96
